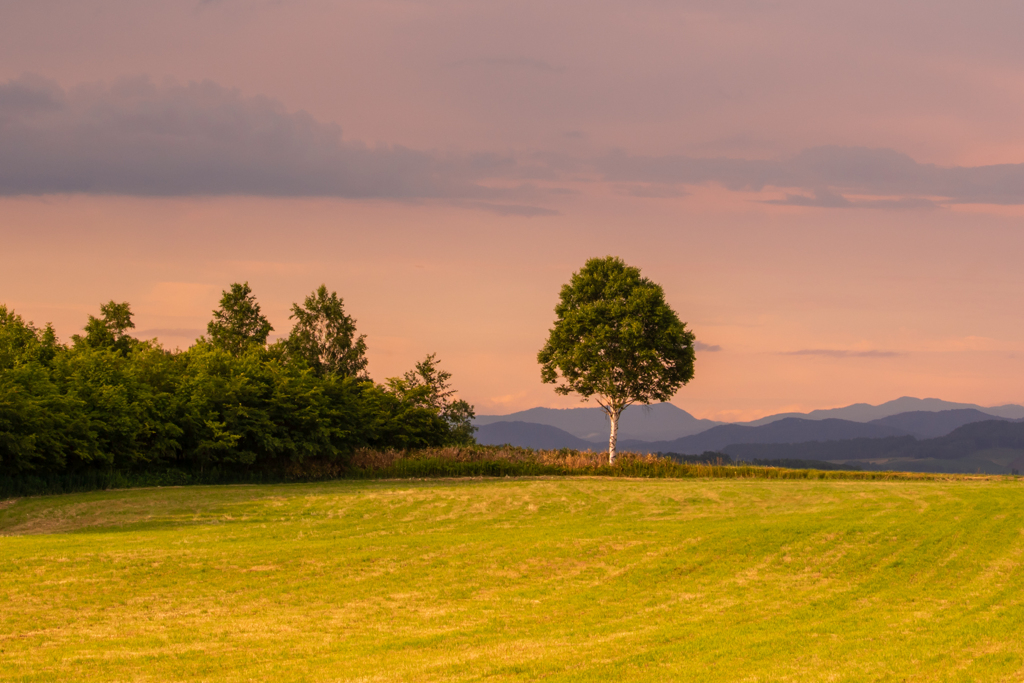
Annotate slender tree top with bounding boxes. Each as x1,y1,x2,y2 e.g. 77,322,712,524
537,256,695,412
207,282,273,355
385,353,477,446
74,300,137,355
287,285,368,378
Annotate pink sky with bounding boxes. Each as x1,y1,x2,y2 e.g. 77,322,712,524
3,1,1024,420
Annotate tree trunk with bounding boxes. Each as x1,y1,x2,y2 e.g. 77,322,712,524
608,409,621,464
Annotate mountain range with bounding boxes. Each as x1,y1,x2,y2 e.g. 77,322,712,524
473,398,1024,475
617,409,1020,453
474,398,1024,448
471,421,597,451
725,420,1024,475
740,397,1024,425
473,403,721,442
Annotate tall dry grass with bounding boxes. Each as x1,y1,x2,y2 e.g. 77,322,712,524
338,446,975,481
2,447,990,501
348,446,612,470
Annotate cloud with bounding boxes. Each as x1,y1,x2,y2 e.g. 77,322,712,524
457,201,560,217
0,74,65,115
592,146,1024,207
616,183,688,198
781,349,905,358
446,57,565,73
694,341,722,352
4,74,1024,210
0,75,508,199
762,189,853,208
763,193,938,209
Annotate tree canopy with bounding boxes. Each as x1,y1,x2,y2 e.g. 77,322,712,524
287,285,368,378
386,354,476,446
73,301,136,355
0,286,476,485
207,282,273,355
537,256,695,462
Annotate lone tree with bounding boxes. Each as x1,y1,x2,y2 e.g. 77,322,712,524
287,285,368,378
537,256,696,463
207,282,273,355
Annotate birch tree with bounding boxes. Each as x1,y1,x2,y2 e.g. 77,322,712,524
537,256,696,463
287,285,368,379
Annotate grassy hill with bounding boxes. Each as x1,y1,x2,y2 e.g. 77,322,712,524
2,476,1023,681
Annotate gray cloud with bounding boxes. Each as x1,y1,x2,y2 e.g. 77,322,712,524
694,341,722,352
456,201,560,217
4,75,1024,211
593,146,1024,206
762,192,939,209
0,75,519,202
763,188,853,208
616,183,688,198
446,57,565,73
781,349,905,358
0,74,66,115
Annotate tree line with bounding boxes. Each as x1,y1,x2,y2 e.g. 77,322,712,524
0,283,475,481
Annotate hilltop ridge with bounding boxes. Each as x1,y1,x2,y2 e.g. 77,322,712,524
474,397,1024,446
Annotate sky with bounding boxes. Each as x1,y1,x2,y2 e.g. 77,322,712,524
3,0,1024,421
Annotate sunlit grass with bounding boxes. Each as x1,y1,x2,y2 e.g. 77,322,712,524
2,477,1023,681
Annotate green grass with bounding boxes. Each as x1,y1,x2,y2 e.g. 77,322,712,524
2,477,1023,681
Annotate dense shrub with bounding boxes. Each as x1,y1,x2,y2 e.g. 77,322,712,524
0,289,476,486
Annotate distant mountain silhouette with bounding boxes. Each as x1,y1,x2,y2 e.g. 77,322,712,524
475,421,596,450
724,437,916,463
914,419,1024,459
743,397,1024,426
723,420,1024,475
473,409,1015,452
620,417,913,454
473,415,1024,475
473,403,721,442
476,398,1024,445
866,409,1010,439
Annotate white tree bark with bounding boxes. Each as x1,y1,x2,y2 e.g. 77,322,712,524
608,409,620,464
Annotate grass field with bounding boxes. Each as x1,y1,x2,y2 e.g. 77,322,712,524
2,476,1023,681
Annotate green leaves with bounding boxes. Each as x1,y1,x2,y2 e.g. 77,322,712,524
1,286,478,480
207,282,274,355
73,301,138,356
539,256,696,411
385,354,477,446
286,285,368,379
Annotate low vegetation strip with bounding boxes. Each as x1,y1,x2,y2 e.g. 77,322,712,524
344,447,974,481
2,477,1023,681
1,447,989,499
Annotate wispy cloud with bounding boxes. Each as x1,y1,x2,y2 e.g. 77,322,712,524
763,191,938,210
591,146,1024,207
446,57,565,73
694,341,722,352
457,201,560,217
781,349,905,358
616,183,688,198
